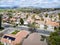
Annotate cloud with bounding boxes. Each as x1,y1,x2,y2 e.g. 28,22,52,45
0,0,19,7
0,0,60,8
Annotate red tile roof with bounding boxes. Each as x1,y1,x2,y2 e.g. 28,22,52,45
1,30,30,45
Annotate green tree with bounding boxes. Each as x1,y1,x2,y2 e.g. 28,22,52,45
45,13,48,17
58,13,60,20
28,22,37,33
26,15,28,19
0,42,4,45
40,35,46,41
7,12,12,23
41,17,44,21
58,13,60,30
7,12,12,18
0,14,4,29
44,25,48,29
54,27,57,30
48,31,60,45
32,15,35,19
0,14,2,29
20,18,24,25
54,27,59,31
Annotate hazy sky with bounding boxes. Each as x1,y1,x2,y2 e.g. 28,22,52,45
0,0,60,8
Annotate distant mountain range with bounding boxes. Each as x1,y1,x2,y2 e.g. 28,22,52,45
0,6,60,12
0,6,60,13
0,6,60,9
0,6,18,9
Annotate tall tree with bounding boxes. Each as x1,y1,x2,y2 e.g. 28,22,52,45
58,13,60,20
0,14,2,29
20,18,24,25
58,13,60,30
48,31,60,45
7,12,12,23
28,22,37,33
0,14,4,29
45,13,48,17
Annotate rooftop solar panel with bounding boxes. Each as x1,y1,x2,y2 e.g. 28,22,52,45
3,35,9,39
9,37,15,41
3,35,15,41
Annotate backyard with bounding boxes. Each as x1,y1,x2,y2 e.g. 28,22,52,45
11,30,20,34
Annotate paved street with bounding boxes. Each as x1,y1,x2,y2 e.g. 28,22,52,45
2,23,52,36
2,25,52,36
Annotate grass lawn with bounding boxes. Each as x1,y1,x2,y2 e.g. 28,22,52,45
0,29,3,31
0,42,4,45
11,30,20,34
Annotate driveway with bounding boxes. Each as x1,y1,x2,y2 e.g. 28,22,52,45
22,33,47,45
